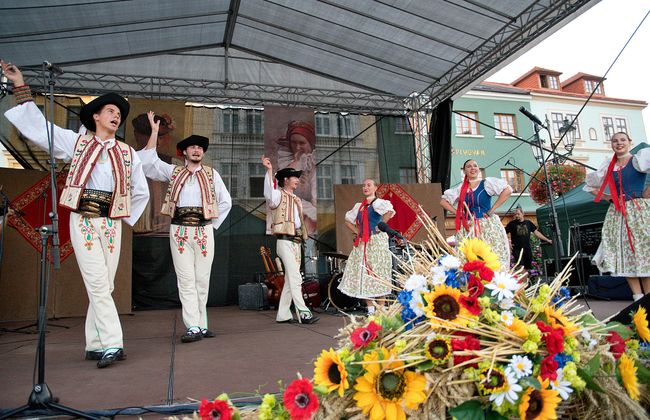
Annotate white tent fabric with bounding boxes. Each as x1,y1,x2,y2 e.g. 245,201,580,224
0,0,598,113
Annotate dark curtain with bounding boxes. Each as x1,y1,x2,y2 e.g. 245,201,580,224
428,99,453,189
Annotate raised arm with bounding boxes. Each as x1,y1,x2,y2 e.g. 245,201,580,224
262,155,281,209
136,111,174,182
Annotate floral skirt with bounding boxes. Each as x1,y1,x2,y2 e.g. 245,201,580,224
593,198,650,277
457,214,510,271
338,232,392,298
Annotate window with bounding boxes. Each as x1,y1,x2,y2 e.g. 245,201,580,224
399,167,417,184
340,164,357,184
223,110,239,133
584,80,603,94
337,115,353,137
245,110,262,134
550,112,564,138
564,114,581,139
540,74,559,89
66,106,82,132
455,111,479,135
315,114,330,136
501,169,525,193
317,165,333,199
220,163,239,198
615,117,628,134
588,128,598,141
493,113,517,137
394,117,411,133
602,116,615,140
248,163,265,198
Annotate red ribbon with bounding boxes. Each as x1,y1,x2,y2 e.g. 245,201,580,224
354,199,372,247
455,177,471,232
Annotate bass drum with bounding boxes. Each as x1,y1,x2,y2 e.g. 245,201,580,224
327,272,360,312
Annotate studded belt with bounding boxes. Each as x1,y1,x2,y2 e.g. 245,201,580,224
172,207,210,226
78,189,112,218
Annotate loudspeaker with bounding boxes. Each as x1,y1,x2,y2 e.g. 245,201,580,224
238,282,269,310
609,294,650,324
588,275,632,300
544,256,599,286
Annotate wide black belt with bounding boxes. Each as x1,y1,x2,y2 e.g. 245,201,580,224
78,189,112,218
276,234,302,244
172,207,210,227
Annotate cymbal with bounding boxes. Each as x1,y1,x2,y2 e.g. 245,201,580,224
322,251,348,260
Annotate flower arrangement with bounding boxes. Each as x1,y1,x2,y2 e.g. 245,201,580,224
529,164,586,204
189,215,648,420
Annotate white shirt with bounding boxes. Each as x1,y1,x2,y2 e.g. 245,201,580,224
137,148,232,230
263,172,301,229
4,101,150,226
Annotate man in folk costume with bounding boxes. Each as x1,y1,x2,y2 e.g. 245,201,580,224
261,156,319,324
138,112,231,343
1,61,150,368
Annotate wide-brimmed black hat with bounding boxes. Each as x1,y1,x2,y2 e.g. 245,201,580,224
275,167,302,181
176,135,209,153
79,93,130,133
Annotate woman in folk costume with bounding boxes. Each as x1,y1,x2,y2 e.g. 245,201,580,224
338,179,395,314
583,132,650,301
440,159,512,269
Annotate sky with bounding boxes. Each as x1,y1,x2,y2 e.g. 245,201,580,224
486,0,650,140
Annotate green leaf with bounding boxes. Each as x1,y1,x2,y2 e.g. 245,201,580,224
415,360,435,372
583,354,601,377
636,361,650,385
448,400,484,420
579,313,599,326
519,376,541,390
606,322,634,340
577,367,605,393
486,409,509,420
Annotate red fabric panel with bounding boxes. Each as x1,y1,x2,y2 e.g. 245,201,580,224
376,184,425,240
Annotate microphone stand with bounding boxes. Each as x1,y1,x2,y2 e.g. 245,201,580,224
0,63,99,420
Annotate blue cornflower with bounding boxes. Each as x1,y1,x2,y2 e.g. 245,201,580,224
554,353,573,368
398,290,412,307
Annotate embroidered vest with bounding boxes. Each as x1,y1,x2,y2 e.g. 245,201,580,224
161,165,219,219
60,134,132,218
271,190,308,241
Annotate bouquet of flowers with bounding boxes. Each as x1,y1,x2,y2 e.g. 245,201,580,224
529,164,586,204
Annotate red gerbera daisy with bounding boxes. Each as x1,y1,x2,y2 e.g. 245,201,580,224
283,378,319,420
459,295,481,316
467,275,484,298
463,261,486,272
606,331,626,359
350,321,382,349
198,399,233,420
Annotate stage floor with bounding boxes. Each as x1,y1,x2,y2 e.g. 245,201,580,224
0,299,632,418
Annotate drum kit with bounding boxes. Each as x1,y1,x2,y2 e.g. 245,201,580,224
321,251,361,312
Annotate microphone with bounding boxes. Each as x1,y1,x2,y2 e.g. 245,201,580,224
377,222,404,239
43,61,64,75
518,106,543,126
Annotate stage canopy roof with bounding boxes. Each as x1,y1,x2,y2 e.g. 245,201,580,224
1,0,597,114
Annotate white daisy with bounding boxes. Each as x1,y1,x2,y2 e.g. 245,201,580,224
550,368,574,400
500,311,514,326
408,292,426,317
404,274,428,292
505,355,533,379
498,298,515,310
485,272,519,301
439,255,461,270
488,371,522,406
430,265,446,285
580,329,592,342
588,339,598,351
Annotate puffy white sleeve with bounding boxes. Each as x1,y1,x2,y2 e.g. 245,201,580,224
136,148,174,182
263,172,281,209
4,101,78,160
632,146,650,173
583,160,609,193
484,177,512,196
373,198,395,217
345,203,362,224
123,149,151,226
441,184,461,205
210,169,232,230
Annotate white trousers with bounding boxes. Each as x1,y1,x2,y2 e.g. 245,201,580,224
69,212,123,352
169,224,215,330
276,239,310,321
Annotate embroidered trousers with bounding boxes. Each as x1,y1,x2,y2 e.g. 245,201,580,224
169,224,215,330
69,212,123,352
276,239,311,321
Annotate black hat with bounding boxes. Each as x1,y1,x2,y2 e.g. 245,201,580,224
79,93,130,133
176,135,209,153
275,167,302,181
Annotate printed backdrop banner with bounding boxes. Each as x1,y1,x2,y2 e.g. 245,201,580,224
8,171,73,262
263,106,317,235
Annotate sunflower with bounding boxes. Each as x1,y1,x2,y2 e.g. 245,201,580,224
518,378,561,420
632,306,650,342
353,348,427,420
619,353,640,400
477,367,508,395
313,348,350,397
424,336,452,365
424,284,472,329
544,306,578,336
459,238,500,271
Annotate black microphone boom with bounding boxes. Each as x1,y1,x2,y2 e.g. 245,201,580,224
518,106,543,126
377,222,404,239
43,61,64,75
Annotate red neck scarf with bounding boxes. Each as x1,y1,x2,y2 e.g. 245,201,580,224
455,177,471,232
354,199,373,247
